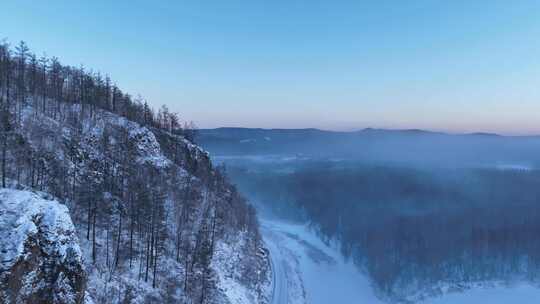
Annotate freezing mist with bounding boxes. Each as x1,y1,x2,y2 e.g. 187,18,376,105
199,128,540,167
199,128,540,303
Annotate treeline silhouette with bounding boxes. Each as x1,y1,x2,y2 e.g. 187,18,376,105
0,40,196,139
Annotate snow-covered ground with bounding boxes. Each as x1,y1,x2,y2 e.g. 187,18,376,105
423,283,540,304
261,218,540,304
261,219,382,304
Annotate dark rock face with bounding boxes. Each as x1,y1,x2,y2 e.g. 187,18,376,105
0,190,86,304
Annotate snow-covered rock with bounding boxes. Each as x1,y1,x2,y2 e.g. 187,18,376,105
0,189,86,304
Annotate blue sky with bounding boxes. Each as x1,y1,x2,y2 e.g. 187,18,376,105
2,1,540,134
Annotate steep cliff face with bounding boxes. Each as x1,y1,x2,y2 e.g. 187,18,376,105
0,102,270,304
0,40,269,303
0,189,85,304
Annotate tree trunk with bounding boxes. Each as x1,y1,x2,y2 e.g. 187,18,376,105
2,133,6,188
92,208,97,264
115,210,122,267
145,221,152,282
152,237,159,288
87,199,91,240
129,201,134,268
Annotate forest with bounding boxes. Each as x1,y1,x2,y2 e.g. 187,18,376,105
225,159,540,301
0,40,268,304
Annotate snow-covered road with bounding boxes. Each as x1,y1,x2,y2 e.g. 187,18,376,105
261,219,381,304
265,233,288,304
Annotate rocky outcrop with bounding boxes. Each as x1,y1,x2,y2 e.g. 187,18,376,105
0,189,85,304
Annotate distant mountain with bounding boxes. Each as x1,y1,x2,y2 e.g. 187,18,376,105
198,127,540,168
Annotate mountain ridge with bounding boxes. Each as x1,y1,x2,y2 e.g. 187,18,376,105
200,127,539,138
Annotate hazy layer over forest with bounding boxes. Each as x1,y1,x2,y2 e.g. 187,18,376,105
200,127,540,302
199,127,540,168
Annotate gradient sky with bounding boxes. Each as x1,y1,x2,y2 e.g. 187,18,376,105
2,1,540,134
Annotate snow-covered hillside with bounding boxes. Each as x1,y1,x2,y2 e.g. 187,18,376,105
1,100,271,304
0,39,273,303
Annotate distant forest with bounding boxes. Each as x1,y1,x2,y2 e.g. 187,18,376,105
228,161,540,299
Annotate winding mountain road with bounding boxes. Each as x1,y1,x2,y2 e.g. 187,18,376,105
261,219,382,304
265,234,289,304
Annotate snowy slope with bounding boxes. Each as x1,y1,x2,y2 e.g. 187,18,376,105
212,233,271,304
3,102,271,304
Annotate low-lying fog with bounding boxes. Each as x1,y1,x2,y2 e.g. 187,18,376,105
199,128,540,303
